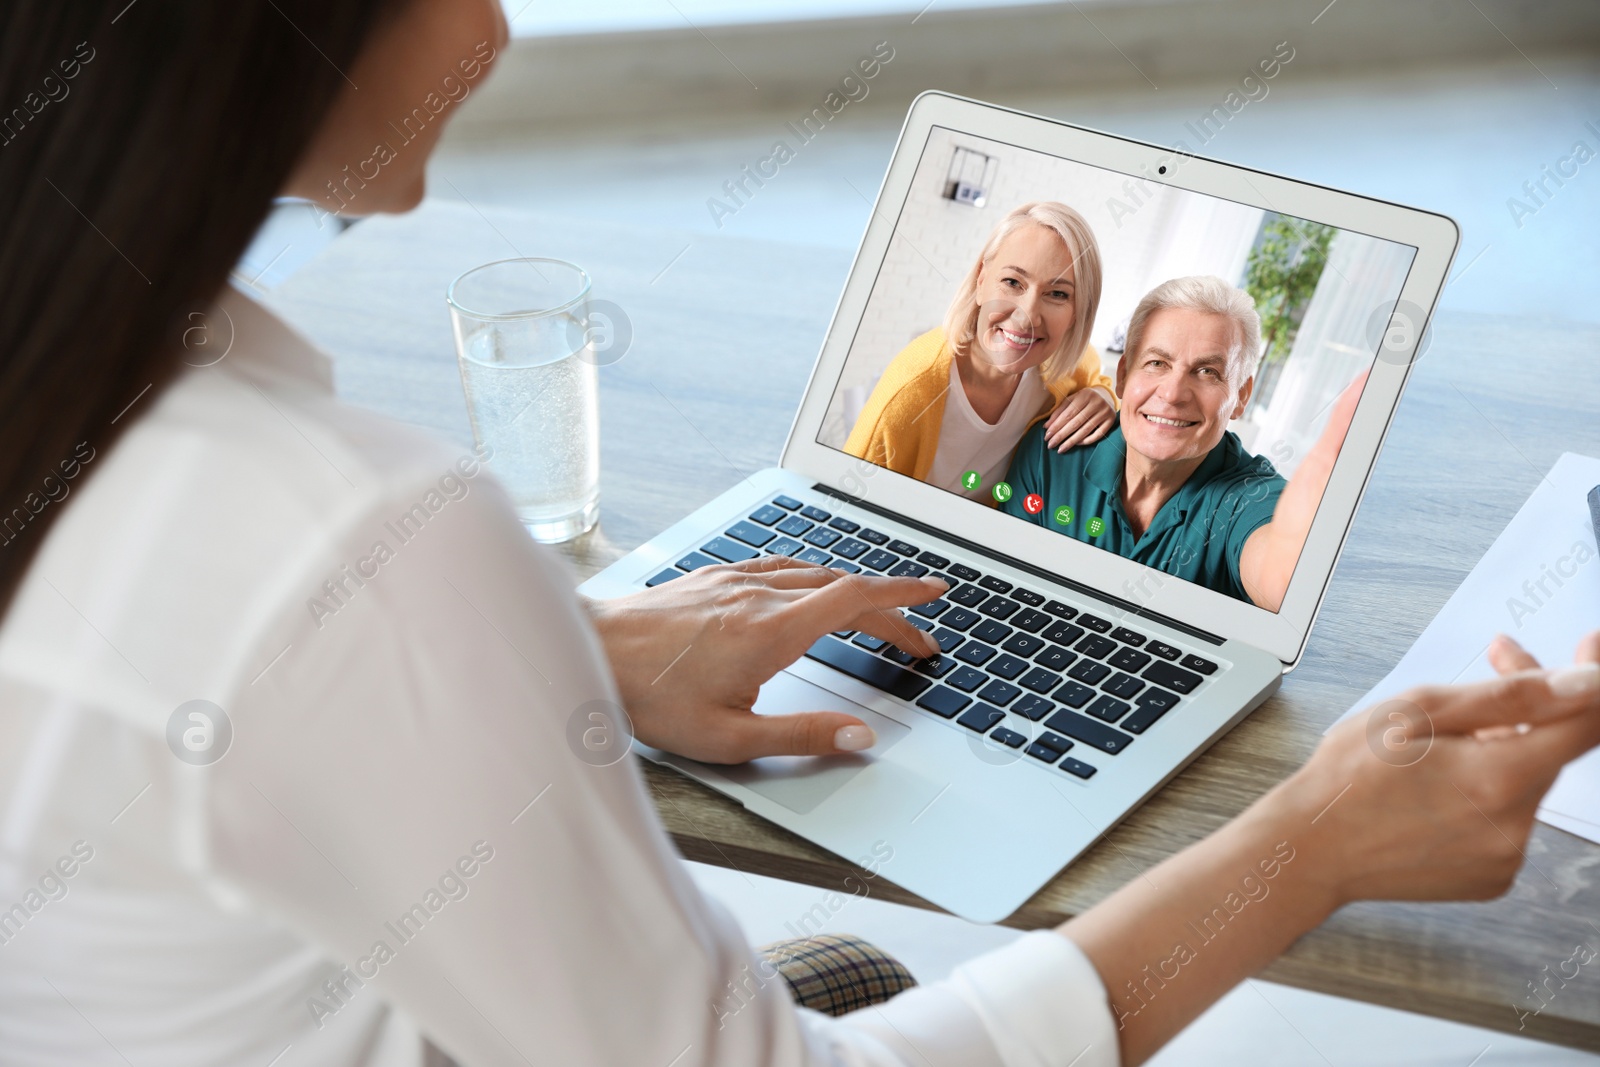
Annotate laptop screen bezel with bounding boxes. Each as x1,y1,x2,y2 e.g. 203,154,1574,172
779,91,1458,668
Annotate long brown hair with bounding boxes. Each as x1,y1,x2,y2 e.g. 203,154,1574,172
0,0,404,618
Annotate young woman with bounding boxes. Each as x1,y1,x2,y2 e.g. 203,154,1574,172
0,3,1596,1065
844,201,1119,498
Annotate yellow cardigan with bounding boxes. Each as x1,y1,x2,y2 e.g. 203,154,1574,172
843,327,1115,482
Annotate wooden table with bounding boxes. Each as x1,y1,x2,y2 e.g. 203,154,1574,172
270,198,1600,1052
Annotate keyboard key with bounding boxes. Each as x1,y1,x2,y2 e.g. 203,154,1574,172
1109,647,1152,673
883,646,917,665
1034,644,1077,671
1075,634,1117,660
857,528,889,545
916,550,951,569
1060,756,1098,779
1122,701,1172,734
804,528,841,549
977,679,1021,705
989,726,1027,749
1027,742,1065,763
930,627,964,653
1019,667,1062,694
914,654,958,679
749,504,786,525
1067,660,1111,686
954,643,996,667
646,570,680,586
1054,680,1096,708
776,515,812,537
1042,709,1132,754
1078,613,1112,633
859,549,898,572
947,666,987,692
675,550,718,571
1146,640,1182,661
1012,608,1050,633
906,616,934,634
831,538,869,560
887,538,919,556
1137,686,1181,712
1182,654,1219,675
909,599,948,619
1103,672,1146,700
1110,627,1145,646
957,704,1007,733
1012,588,1045,607
800,505,832,522
851,633,888,651
947,563,981,582
765,537,804,556
702,536,759,563
1038,731,1075,753
970,620,1013,645
949,584,987,607
1042,621,1085,647
888,560,929,578
805,637,931,701
1001,633,1046,657
916,685,971,719
978,575,1013,594
829,517,860,533
942,607,980,631
989,654,1029,680
772,495,802,510
796,548,833,566
1043,600,1078,620
979,595,1020,620
830,561,862,574
1012,694,1055,721
1086,695,1131,723
1144,661,1204,694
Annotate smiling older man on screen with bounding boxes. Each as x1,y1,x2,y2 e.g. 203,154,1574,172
1002,275,1361,610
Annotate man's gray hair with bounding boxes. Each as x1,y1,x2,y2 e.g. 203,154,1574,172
1124,275,1264,385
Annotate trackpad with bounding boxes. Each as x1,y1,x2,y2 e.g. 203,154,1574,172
707,673,911,815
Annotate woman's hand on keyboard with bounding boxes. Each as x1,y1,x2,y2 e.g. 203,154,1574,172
584,556,947,763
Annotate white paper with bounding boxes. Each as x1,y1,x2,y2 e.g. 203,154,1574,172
1333,452,1600,843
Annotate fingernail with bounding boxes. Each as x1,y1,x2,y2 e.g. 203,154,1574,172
1549,663,1600,699
835,725,876,752
921,576,950,591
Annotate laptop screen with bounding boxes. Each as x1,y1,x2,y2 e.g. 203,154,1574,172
814,125,1418,613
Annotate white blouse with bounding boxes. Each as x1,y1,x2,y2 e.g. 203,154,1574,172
0,286,1119,1067
925,361,1049,500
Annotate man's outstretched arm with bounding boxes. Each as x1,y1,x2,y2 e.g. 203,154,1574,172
1239,372,1367,610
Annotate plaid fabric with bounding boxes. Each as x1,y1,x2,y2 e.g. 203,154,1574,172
758,933,917,1017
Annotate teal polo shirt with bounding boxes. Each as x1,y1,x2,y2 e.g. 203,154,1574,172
1000,422,1286,602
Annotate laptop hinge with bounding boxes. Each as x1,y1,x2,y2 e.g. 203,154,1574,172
814,483,1226,646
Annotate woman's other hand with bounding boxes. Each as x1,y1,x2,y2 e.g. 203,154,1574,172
1292,630,1600,906
584,556,947,764
1044,386,1116,452
1064,630,1600,1066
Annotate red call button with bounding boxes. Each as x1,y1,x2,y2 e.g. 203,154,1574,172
1023,493,1044,515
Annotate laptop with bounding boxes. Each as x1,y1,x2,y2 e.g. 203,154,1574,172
579,91,1457,922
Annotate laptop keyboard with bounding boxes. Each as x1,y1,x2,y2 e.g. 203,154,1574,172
644,492,1225,783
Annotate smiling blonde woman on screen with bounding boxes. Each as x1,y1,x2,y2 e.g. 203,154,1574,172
844,202,1118,498
1,3,1598,1067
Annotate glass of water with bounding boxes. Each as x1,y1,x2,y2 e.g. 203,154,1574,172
447,257,599,543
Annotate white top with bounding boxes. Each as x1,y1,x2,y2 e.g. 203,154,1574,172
0,286,1119,1067
925,360,1049,500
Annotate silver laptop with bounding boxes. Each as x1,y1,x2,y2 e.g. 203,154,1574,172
579,92,1457,922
